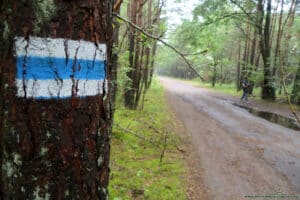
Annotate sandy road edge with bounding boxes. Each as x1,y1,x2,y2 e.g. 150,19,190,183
164,88,210,200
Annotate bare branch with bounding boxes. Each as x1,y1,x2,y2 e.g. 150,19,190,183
198,12,251,32
160,130,169,164
280,67,300,125
229,0,258,25
114,123,161,147
114,13,206,81
183,49,208,56
233,22,256,43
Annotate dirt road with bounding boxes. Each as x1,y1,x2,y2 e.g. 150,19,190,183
159,77,300,200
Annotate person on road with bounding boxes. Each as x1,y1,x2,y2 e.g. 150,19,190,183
241,77,250,102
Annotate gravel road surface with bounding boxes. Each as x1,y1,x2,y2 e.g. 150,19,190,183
160,77,300,200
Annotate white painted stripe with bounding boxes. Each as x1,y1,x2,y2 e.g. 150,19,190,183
15,36,106,61
16,79,107,99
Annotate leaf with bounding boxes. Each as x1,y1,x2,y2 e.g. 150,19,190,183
137,170,143,177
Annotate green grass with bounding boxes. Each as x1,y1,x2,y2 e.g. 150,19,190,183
178,77,269,99
109,78,186,200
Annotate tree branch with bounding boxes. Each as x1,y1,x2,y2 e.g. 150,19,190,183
114,123,161,147
114,13,206,81
199,12,249,30
113,0,123,12
280,67,300,125
183,49,208,56
229,0,258,26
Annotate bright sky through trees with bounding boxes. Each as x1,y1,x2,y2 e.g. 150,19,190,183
164,0,300,27
164,0,198,27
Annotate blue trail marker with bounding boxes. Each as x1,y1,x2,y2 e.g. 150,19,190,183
15,36,107,99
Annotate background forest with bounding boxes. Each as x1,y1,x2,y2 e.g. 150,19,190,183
155,0,300,104
114,0,300,109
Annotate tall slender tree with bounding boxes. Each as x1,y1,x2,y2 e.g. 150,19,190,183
124,0,138,109
291,60,300,105
257,0,276,100
123,0,163,109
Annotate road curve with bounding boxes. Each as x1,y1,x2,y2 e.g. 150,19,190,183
160,77,300,200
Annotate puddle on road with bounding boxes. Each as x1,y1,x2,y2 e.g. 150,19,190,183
233,103,300,131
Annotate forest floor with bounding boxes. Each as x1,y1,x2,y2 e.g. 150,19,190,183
159,77,300,200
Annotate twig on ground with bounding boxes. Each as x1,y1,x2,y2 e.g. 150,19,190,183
114,123,161,148
176,146,186,153
160,130,169,165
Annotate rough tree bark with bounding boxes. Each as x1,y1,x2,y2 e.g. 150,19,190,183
0,0,113,199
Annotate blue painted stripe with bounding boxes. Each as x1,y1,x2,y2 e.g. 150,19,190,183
17,56,105,80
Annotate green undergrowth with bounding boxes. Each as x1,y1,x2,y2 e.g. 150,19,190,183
109,79,186,200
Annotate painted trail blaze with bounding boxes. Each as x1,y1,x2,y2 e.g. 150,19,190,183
15,36,107,99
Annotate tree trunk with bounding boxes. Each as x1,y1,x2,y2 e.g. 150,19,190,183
236,40,242,91
0,1,113,199
132,0,144,109
281,0,296,101
269,0,280,53
249,5,260,78
124,0,160,109
212,61,217,87
147,0,161,89
291,0,299,104
241,22,249,79
291,61,300,105
148,39,158,87
124,0,138,109
272,0,284,77
258,0,276,100
139,0,152,109
112,0,122,111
